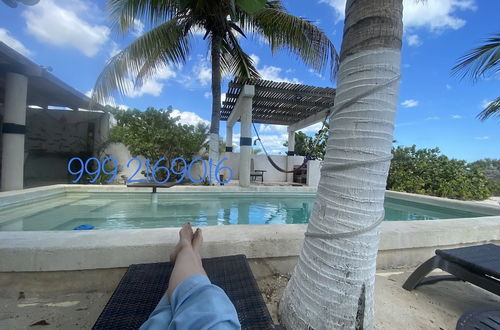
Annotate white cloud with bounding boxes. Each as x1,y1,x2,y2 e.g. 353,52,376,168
403,0,476,32
299,122,324,134
260,124,288,133
22,0,110,57
170,109,210,126
425,116,440,121
0,28,32,56
194,58,211,87
451,114,463,119
204,92,211,99
108,41,120,59
401,99,419,108
318,0,345,23
250,53,301,83
131,19,145,37
85,89,128,110
86,65,177,100
254,133,288,155
319,0,476,32
474,136,491,140
481,99,493,109
250,54,260,66
260,65,301,84
125,65,177,98
406,34,422,47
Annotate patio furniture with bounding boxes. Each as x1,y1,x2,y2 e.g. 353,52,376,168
93,254,274,330
250,158,266,183
403,243,500,296
456,307,500,330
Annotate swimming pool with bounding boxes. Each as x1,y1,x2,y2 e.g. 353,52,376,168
0,191,494,231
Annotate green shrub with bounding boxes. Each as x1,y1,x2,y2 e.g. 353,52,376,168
387,145,492,200
469,158,500,196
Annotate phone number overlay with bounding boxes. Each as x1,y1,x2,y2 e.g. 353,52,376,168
67,157,233,184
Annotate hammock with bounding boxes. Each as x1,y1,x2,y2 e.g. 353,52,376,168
252,112,328,174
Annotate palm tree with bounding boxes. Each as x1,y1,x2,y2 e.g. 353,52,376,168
452,32,500,121
91,0,337,172
279,0,404,328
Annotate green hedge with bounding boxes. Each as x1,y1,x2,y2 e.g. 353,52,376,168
387,145,492,200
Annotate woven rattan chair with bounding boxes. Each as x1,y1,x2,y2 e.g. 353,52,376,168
93,254,274,330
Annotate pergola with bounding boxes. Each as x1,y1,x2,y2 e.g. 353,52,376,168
221,77,336,187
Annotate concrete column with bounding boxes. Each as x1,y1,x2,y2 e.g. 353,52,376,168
286,130,295,183
238,85,254,187
1,72,28,191
287,130,295,155
226,124,233,152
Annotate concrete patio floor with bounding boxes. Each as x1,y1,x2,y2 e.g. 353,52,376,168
1,267,498,330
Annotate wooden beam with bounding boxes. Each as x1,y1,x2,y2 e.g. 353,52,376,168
226,85,254,127
229,81,335,99
288,108,331,132
224,93,334,108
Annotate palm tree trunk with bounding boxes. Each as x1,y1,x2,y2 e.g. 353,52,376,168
209,34,222,184
279,0,403,329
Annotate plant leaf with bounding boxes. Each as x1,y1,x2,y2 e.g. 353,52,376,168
236,0,266,14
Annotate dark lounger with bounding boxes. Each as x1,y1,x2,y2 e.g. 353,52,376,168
93,254,274,330
403,243,500,296
456,307,500,330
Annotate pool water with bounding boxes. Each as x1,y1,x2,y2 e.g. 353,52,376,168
0,192,492,231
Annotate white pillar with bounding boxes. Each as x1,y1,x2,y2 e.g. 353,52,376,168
226,124,233,152
223,124,234,183
286,130,295,183
238,85,254,187
1,72,28,191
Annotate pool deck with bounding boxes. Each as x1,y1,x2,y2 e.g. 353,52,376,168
0,185,499,329
1,265,499,329
0,185,499,272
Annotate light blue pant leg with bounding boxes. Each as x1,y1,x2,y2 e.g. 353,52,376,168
140,274,241,330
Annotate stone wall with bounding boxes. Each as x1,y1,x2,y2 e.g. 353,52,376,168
23,108,109,187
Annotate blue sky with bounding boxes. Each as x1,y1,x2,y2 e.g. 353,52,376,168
0,0,498,161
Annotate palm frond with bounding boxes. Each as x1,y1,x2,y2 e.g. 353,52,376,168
91,19,190,105
477,97,500,121
107,0,179,34
220,30,260,79
239,2,339,80
452,32,500,81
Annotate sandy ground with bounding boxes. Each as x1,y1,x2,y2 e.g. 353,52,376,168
1,269,499,330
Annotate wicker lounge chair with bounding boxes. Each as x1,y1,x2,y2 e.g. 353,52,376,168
456,307,500,330
403,243,500,296
93,254,274,330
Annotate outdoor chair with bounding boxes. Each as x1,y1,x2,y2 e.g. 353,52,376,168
402,243,500,296
93,254,275,330
250,158,265,183
456,307,500,330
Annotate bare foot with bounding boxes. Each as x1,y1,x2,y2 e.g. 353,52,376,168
169,222,193,262
192,228,203,252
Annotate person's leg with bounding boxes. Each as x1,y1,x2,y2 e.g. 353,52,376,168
167,223,206,297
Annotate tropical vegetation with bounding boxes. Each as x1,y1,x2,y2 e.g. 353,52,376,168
109,106,209,166
91,0,338,176
283,121,329,160
470,158,500,195
453,31,500,120
388,145,492,200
